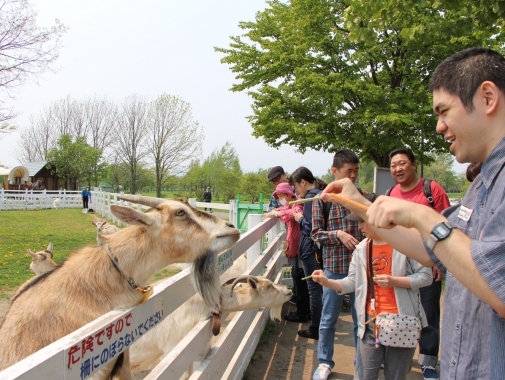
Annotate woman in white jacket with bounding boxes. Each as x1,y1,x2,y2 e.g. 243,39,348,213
312,202,432,380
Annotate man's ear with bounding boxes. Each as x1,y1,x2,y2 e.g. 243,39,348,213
481,81,499,115
331,167,337,175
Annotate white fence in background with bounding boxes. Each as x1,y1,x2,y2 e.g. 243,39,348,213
0,195,287,380
0,189,82,210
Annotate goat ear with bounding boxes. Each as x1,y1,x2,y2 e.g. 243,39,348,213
46,242,53,253
247,278,259,292
110,205,154,226
92,221,97,226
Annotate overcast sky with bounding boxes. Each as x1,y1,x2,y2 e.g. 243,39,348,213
0,0,467,176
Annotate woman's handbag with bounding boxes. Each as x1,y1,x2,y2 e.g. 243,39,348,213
365,239,422,348
283,241,294,258
373,313,421,348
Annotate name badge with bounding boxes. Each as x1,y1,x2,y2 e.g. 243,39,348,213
458,205,473,222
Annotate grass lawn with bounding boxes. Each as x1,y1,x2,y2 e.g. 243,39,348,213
0,209,179,296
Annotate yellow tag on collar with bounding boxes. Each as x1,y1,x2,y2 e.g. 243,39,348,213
136,285,153,304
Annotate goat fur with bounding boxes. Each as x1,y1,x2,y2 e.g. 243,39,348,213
0,198,240,373
92,219,120,245
128,258,292,373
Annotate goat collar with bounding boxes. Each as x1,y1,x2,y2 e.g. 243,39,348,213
103,244,153,304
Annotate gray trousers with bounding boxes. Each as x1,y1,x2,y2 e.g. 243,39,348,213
355,318,415,380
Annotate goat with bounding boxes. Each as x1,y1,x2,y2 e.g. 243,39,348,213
27,242,57,275
92,219,120,245
0,195,240,376
128,274,292,373
53,197,61,209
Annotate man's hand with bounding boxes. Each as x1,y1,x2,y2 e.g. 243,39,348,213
366,196,439,231
432,266,444,282
373,274,395,289
337,230,359,250
293,212,303,222
320,178,370,219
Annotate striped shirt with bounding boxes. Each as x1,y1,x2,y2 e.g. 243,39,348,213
311,199,363,274
426,136,505,380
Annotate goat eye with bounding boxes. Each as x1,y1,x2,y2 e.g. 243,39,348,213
175,209,186,217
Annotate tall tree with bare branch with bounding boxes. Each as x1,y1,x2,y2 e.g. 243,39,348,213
114,94,149,194
147,94,203,198
0,0,67,121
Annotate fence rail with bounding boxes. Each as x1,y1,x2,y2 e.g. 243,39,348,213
0,193,286,380
0,189,82,211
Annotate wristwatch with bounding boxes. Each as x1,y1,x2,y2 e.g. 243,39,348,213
427,221,457,250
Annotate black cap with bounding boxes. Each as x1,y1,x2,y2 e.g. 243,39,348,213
268,166,285,182
345,193,378,222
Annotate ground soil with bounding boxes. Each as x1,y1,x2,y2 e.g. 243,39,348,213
243,300,441,380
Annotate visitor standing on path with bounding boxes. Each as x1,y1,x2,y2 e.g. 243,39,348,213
203,187,212,212
311,149,364,380
81,186,92,213
387,147,450,380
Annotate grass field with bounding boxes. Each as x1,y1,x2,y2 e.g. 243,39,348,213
0,209,179,295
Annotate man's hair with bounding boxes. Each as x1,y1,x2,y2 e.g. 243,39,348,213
389,148,416,164
332,149,359,169
429,47,505,111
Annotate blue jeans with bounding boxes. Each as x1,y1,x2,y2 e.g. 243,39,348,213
318,269,358,368
418,279,441,367
301,255,323,328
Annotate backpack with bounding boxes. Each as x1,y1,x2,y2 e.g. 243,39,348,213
385,179,434,208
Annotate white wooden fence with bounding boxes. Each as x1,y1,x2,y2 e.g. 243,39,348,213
0,189,82,210
0,195,287,380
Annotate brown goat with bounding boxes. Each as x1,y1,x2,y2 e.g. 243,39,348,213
27,242,57,275
0,196,240,375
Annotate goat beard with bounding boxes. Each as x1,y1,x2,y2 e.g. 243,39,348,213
269,305,283,323
191,249,221,314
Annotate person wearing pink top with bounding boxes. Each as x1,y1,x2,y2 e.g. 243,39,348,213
263,182,309,321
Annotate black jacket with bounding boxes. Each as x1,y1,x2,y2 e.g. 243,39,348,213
297,187,322,261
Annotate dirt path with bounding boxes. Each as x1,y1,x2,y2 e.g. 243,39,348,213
244,301,437,380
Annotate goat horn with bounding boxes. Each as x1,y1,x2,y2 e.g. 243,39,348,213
117,195,165,208
229,275,259,296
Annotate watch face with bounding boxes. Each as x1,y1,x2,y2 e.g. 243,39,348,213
433,224,450,239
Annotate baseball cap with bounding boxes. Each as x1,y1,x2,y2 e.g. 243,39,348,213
268,166,285,182
345,193,377,222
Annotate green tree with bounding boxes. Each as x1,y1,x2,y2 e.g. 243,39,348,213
344,1,504,44
216,0,502,167
239,172,272,203
46,134,104,190
423,153,458,192
201,142,242,199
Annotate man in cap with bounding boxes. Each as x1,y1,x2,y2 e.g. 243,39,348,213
267,166,288,211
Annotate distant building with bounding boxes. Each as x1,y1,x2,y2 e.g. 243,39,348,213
0,161,68,190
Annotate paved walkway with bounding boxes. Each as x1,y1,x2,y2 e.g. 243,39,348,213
245,295,443,380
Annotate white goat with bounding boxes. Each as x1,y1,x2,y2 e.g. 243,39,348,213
92,219,120,245
27,242,57,275
0,195,240,378
53,198,61,209
129,274,292,373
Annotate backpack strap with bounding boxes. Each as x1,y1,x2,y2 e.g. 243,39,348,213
422,178,434,208
322,201,331,230
385,181,434,208
385,184,396,196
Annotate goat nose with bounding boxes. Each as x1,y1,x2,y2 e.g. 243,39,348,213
226,222,235,228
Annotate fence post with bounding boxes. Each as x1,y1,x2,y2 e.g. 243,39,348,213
247,214,263,268
188,198,196,207
229,200,237,226
0,188,3,210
